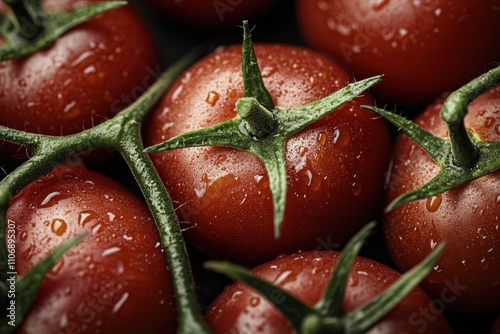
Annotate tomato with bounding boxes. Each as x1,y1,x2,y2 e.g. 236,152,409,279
0,0,159,164
143,0,283,28
205,250,453,333
383,86,500,313
296,0,500,106
8,164,176,333
145,43,391,265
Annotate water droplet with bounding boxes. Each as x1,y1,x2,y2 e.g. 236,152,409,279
206,91,219,106
249,297,260,307
372,0,390,10
274,270,297,285
50,258,65,275
333,127,351,148
215,154,227,165
40,191,69,208
123,234,133,241
227,88,237,98
18,79,27,87
91,223,102,235
426,194,442,212
352,182,363,196
261,66,277,78
107,212,116,222
19,231,28,241
171,84,184,102
317,132,327,145
112,292,129,314
102,247,121,257
78,210,99,227
484,117,495,128
430,239,438,250
51,219,67,236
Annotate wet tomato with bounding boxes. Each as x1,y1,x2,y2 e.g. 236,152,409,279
8,164,176,333
383,86,500,313
205,251,452,333
146,43,391,265
296,0,500,106
0,0,159,163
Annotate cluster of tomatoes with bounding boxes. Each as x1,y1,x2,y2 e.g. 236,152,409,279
1,0,500,333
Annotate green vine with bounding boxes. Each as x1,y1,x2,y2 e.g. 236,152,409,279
0,48,212,334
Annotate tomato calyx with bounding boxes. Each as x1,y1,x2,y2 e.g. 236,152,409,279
365,65,500,211
145,21,382,239
205,222,445,334
0,0,126,61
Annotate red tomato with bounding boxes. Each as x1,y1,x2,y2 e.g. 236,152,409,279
383,87,500,313
143,0,282,28
205,251,453,333
8,164,176,333
296,0,500,106
146,43,391,265
0,0,159,164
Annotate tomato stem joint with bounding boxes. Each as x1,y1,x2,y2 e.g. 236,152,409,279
237,97,278,140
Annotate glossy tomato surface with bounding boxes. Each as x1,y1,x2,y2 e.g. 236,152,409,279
0,0,159,163
146,43,391,265
8,164,176,333
296,0,500,106
384,87,500,313
143,0,282,28
205,251,453,333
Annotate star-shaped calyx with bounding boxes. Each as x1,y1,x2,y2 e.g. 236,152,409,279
145,21,382,238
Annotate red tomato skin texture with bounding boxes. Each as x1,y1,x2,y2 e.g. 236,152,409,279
384,87,500,313
0,0,160,162
296,0,500,106
145,44,392,266
143,0,281,28
8,164,176,334
205,251,453,334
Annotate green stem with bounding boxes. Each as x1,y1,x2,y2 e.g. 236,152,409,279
0,48,210,333
301,314,344,334
241,20,275,111
441,65,500,168
236,97,278,140
9,0,44,39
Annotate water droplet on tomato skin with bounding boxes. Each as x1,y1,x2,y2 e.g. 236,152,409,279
351,182,362,196
39,191,69,208
206,91,220,106
19,230,28,241
249,297,260,307
372,0,390,10
78,210,99,227
51,219,67,236
426,194,442,212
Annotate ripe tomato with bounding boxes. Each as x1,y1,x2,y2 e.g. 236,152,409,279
205,251,452,333
146,43,391,265
143,0,282,28
383,87,500,313
0,0,159,163
8,164,177,333
296,0,500,106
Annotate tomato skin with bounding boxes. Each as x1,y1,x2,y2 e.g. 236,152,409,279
8,164,176,333
205,251,453,334
146,43,391,266
383,87,500,313
143,0,282,28
0,0,159,163
296,0,500,106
